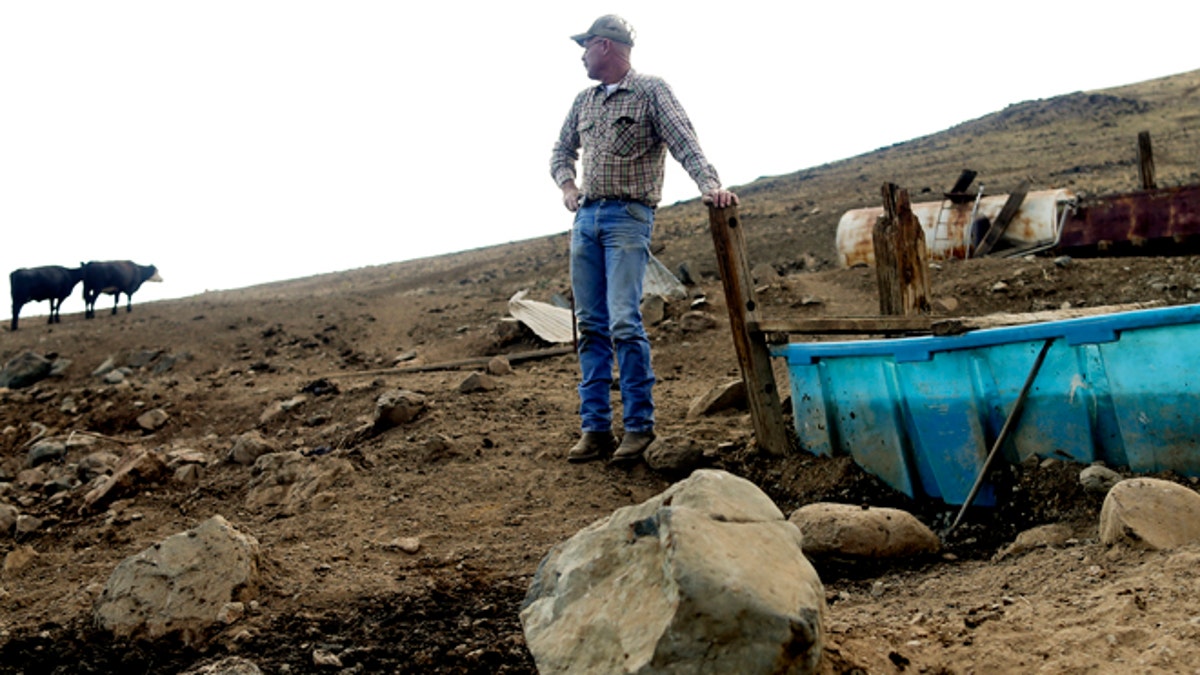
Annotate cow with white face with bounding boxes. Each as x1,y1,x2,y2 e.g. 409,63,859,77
82,261,163,319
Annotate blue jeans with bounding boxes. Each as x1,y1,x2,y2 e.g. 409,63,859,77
571,199,656,434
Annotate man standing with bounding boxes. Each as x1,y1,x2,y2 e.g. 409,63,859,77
551,14,739,464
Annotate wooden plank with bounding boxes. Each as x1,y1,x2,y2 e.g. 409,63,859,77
754,302,1163,340
945,169,978,203
975,180,1029,256
708,204,791,456
930,301,1163,336
1138,131,1156,190
752,316,933,335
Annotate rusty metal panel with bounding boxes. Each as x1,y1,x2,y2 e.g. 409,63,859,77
1058,184,1200,253
837,189,1074,267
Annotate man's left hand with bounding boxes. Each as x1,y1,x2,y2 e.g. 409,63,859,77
703,189,740,209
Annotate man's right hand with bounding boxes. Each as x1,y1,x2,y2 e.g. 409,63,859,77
561,182,582,212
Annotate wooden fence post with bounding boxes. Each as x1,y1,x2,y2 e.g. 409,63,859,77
708,204,791,456
874,183,931,316
1138,131,1156,190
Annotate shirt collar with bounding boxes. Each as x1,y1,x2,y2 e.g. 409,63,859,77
594,68,636,94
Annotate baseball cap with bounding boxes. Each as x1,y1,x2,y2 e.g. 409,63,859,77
571,15,635,47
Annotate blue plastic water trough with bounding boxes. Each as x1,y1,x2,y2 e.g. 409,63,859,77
771,304,1200,506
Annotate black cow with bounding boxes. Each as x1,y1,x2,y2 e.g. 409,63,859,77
10,265,85,331
82,261,163,319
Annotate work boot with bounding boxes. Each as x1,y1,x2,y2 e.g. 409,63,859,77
567,431,615,463
612,430,656,464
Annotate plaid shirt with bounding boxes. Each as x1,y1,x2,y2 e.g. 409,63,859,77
551,70,722,206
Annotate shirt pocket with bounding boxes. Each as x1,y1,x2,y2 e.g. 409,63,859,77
576,117,597,145
610,114,645,157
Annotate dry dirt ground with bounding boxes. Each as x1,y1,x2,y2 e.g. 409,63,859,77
4,241,1200,674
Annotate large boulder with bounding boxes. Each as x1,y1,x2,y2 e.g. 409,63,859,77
93,515,260,646
1099,478,1200,550
521,469,825,674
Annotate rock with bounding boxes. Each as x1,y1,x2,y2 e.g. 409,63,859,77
640,294,667,326
94,515,261,646
487,356,513,376
0,352,53,390
179,656,263,675
788,503,941,558
313,650,342,668
679,311,718,332
521,469,825,675
393,350,418,365
228,431,279,466
1099,478,1200,550
644,436,706,477
3,545,38,576
175,464,204,484
136,408,170,431
373,389,427,430
991,281,1009,293
27,440,67,468
687,379,747,418
217,601,245,624
76,451,120,482
167,448,210,469
246,452,355,515
1080,465,1122,495
15,514,43,535
676,261,695,286
151,352,191,375
48,358,72,378
458,371,496,393
44,477,74,498
935,297,960,312
103,370,127,385
125,349,163,369
422,434,457,462
0,503,18,535
752,262,779,283
16,468,47,489
82,450,169,512
382,536,421,554
995,523,1074,560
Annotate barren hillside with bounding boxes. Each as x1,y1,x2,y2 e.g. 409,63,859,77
3,69,1200,674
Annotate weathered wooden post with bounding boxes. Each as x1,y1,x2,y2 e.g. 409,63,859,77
874,183,931,315
1137,131,1156,190
708,205,790,456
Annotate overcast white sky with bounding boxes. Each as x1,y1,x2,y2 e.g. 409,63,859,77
2,1,1196,324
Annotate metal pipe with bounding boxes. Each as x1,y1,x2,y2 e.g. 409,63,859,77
945,337,1054,535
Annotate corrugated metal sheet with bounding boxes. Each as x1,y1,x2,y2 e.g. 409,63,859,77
508,290,574,344
836,189,1076,267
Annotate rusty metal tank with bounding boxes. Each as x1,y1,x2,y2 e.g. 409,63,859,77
836,188,1076,267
